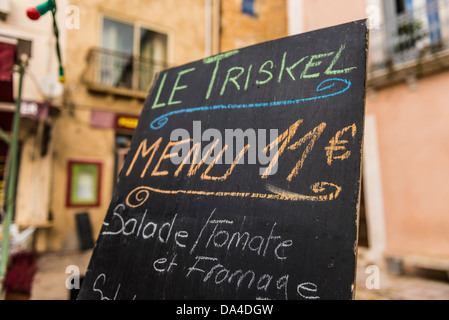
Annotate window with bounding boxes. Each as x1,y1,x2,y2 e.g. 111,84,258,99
426,0,442,43
98,17,168,92
100,18,134,89
382,0,445,65
395,0,413,13
242,0,257,17
139,29,168,91
0,0,11,21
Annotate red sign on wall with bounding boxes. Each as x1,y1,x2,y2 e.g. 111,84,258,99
90,111,139,132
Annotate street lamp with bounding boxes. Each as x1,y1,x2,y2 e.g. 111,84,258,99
26,0,65,83
26,0,55,21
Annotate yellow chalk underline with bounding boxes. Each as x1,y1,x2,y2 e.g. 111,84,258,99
125,183,341,208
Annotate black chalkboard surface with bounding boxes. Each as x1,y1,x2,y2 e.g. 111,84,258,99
78,20,368,300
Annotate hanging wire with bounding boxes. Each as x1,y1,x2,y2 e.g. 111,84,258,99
51,0,65,83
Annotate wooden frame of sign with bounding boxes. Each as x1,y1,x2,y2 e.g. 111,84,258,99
78,20,368,300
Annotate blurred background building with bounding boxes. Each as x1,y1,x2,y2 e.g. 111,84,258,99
0,0,69,248
298,0,449,277
1,0,448,299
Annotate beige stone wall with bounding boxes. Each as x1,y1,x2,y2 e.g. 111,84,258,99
65,0,208,112
43,0,209,251
220,0,288,52
366,71,449,260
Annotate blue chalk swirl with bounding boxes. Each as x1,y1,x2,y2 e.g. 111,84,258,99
150,78,351,130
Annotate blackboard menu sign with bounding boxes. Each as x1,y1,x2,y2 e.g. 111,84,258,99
78,20,368,300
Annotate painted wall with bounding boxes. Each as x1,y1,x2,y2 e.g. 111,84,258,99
302,0,366,32
299,0,449,262
366,72,449,260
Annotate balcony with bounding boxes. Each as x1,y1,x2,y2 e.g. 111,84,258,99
368,0,449,88
83,48,168,99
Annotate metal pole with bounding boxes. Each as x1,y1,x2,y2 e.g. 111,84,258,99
0,55,27,298
0,129,11,145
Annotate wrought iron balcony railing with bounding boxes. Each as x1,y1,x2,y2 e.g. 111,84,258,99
83,48,168,97
369,0,449,75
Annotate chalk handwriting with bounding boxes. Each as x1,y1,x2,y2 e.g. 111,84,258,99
122,118,358,207
102,204,188,247
150,78,351,130
150,43,356,115
97,205,321,300
124,118,358,207
186,255,290,300
189,208,292,260
93,273,136,300
325,123,357,165
125,181,342,208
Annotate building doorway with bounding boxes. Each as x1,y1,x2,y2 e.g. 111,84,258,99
114,134,132,184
